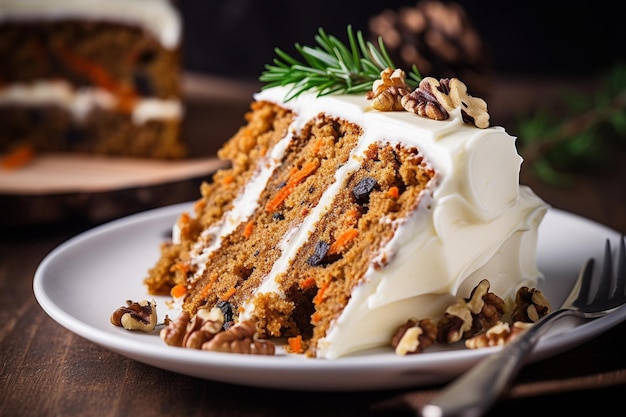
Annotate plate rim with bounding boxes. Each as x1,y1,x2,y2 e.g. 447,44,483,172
32,203,626,391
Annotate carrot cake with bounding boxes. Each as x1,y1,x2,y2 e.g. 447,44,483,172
143,28,548,359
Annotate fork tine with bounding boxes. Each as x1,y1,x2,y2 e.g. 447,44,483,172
613,236,625,300
592,239,613,304
573,257,595,307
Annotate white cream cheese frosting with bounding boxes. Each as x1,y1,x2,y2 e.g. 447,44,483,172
185,85,548,359
0,0,181,49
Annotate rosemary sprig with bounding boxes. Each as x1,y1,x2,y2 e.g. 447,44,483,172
517,63,626,187
260,25,422,101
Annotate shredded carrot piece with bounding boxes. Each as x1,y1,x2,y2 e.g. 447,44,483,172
299,276,316,290
311,312,322,324
266,161,318,212
180,212,191,223
200,274,219,299
170,262,190,274
388,186,400,199
193,199,206,212
312,137,324,154
170,283,187,298
313,282,329,305
1,144,35,170
288,335,303,353
266,186,292,212
222,174,235,185
200,283,212,300
243,220,254,238
220,287,237,301
56,46,137,112
328,228,358,255
289,161,318,185
346,207,359,220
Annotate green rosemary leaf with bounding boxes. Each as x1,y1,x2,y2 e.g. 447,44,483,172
260,25,422,99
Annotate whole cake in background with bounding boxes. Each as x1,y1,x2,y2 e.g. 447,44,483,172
142,27,548,359
0,0,184,160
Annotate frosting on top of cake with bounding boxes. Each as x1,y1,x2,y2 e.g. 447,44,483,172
0,0,181,49
233,86,548,359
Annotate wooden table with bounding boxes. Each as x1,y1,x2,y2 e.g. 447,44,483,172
2,76,626,417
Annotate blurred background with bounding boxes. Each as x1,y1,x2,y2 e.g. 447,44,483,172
179,0,626,81
179,0,626,229
2,0,625,232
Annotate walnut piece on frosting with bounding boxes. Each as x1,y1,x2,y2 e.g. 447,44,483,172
110,299,157,332
366,68,412,111
402,77,490,128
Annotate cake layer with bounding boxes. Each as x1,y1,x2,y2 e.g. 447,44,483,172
145,102,295,293
0,103,183,158
0,20,180,98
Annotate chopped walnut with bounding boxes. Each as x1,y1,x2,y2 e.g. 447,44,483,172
183,307,225,349
512,286,551,323
160,310,190,346
436,279,505,343
401,78,449,120
392,318,437,355
159,307,225,349
110,299,157,332
202,320,276,355
465,321,533,349
367,68,412,111
402,77,490,128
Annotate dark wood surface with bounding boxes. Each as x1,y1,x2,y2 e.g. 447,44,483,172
2,77,626,417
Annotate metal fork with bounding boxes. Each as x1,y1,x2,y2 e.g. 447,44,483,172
421,235,626,417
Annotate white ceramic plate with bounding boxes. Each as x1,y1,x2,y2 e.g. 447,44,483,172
33,203,626,391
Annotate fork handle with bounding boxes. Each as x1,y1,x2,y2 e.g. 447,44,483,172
421,308,569,417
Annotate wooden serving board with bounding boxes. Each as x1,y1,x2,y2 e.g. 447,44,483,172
0,153,227,195
0,154,228,228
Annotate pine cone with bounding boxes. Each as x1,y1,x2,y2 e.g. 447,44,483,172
368,0,492,96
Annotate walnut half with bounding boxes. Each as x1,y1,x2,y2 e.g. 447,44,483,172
401,77,490,128
512,286,551,323
392,318,437,355
160,307,225,349
367,68,412,111
202,320,276,355
436,279,505,344
465,321,533,349
110,299,157,332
